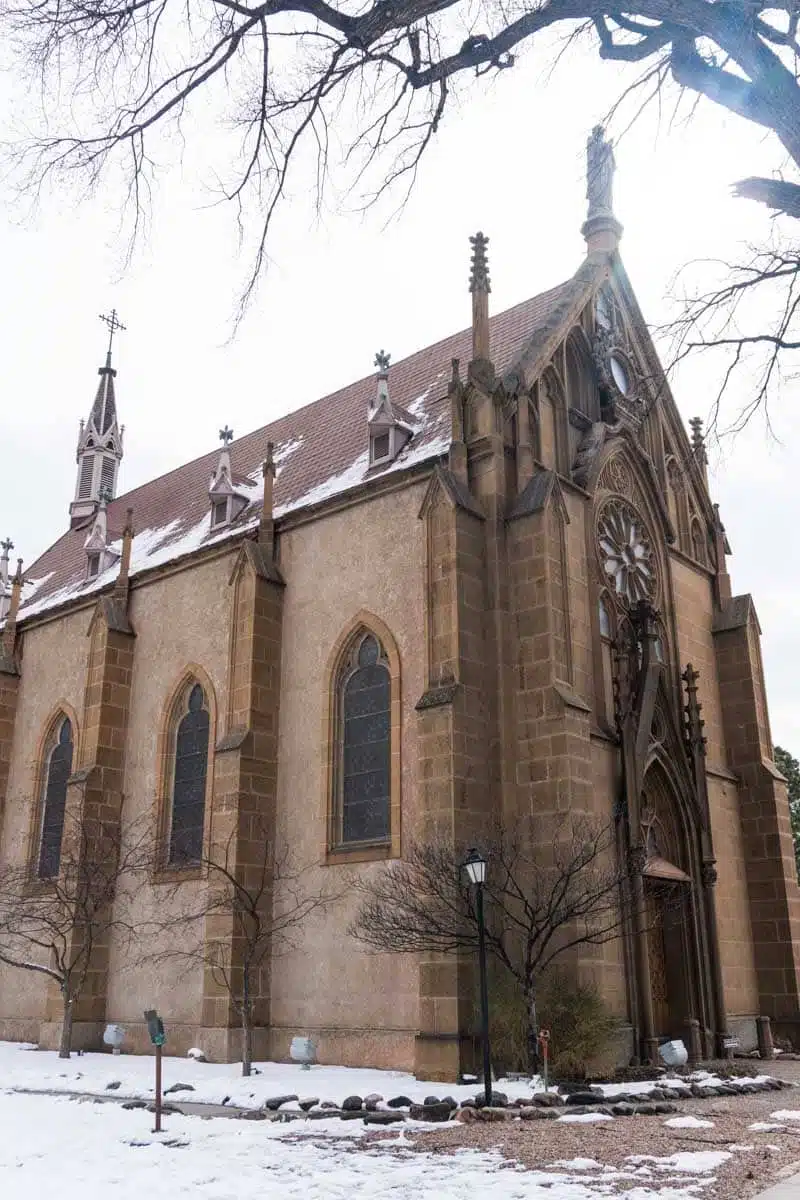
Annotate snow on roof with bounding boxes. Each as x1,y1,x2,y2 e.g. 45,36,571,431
17,278,581,625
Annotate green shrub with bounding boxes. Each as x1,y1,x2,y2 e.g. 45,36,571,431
485,967,529,1075
537,973,618,1081
470,965,618,1079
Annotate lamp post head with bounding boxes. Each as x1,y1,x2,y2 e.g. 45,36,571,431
463,847,487,886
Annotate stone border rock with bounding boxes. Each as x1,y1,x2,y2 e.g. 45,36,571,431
254,1074,793,1128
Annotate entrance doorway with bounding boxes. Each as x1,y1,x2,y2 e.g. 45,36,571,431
644,878,689,1039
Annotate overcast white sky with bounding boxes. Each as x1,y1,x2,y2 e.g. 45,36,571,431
1,30,798,750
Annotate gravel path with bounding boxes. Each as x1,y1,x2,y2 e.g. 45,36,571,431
366,1086,800,1199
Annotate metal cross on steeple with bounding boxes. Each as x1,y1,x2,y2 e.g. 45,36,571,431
99,308,127,357
219,426,234,446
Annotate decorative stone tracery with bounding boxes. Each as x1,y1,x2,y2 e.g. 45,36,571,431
596,499,658,608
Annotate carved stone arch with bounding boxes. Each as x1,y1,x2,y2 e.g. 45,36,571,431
155,663,217,873
322,610,402,864
590,440,677,617
28,701,80,876
644,706,701,833
565,325,601,418
539,363,568,474
163,663,218,733
641,757,692,875
665,455,689,552
592,586,617,730
690,515,708,567
638,754,712,1048
34,700,81,776
592,433,675,540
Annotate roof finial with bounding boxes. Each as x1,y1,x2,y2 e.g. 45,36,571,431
2,559,23,658
114,509,135,601
469,232,491,361
689,416,708,482
689,416,704,451
371,350,392,413
99,307,126,364
259,441,277,548
469,232,491,296
219,425,234,446
582,126,622,258
0,538,12,591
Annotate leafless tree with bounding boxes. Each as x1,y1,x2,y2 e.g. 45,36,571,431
5,3,800,403
150,823,342,1076
0,818,152,1058
350,816,637,1072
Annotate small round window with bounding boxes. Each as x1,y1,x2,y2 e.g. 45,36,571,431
610,354,630,395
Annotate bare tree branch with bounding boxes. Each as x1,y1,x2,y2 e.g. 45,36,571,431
6,1,800,413
350,815,643,1072
0,816,152,1057
146,819,342,1075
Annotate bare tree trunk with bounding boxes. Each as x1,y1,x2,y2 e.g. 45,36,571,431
241,966,252,1078
59,994,74,1059
525,983,540,1077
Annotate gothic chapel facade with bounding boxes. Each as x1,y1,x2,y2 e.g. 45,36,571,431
1,130,799,1077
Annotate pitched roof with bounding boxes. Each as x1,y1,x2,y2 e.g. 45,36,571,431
18,273,586,625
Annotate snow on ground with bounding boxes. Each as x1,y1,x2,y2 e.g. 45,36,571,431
557,1113,613,1124
750,1121,787,1132
770,1109,800,1121
663,1116,715,1129
0,1041,780,1114
0,1089,736,1200
628,1151,732,1174
0,1040,556,1107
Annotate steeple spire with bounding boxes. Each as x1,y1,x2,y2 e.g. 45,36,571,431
70,312,126,528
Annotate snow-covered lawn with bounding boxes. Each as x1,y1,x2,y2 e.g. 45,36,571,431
0,1040,514,1107
0,1040,774,1110
0,1089,739,1200
0,1041,793,1198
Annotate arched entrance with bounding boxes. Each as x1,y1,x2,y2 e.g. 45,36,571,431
639,762,703,1046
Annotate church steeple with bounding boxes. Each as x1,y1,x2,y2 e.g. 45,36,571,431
70,310,126,528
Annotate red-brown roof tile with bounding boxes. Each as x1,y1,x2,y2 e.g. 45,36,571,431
19,277,582,623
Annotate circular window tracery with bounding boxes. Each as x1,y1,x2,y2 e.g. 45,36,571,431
597,501,657,607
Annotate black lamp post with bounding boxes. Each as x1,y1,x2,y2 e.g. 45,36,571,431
463,847,492,1107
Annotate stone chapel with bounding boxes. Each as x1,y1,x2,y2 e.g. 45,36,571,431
1,129,799,1079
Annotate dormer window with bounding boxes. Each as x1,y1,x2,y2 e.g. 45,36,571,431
87,552,101,579
371,431,391,463
367,351,416,468
208,429,253,530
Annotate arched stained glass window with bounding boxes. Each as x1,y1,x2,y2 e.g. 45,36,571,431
338,633,391,845
38,717,74,879
169,682,210,866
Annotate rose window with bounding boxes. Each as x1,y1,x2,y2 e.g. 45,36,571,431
598,503,656,605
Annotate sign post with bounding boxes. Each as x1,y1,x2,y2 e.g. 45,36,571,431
144,1009,166,1132
538,1029,550,1090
